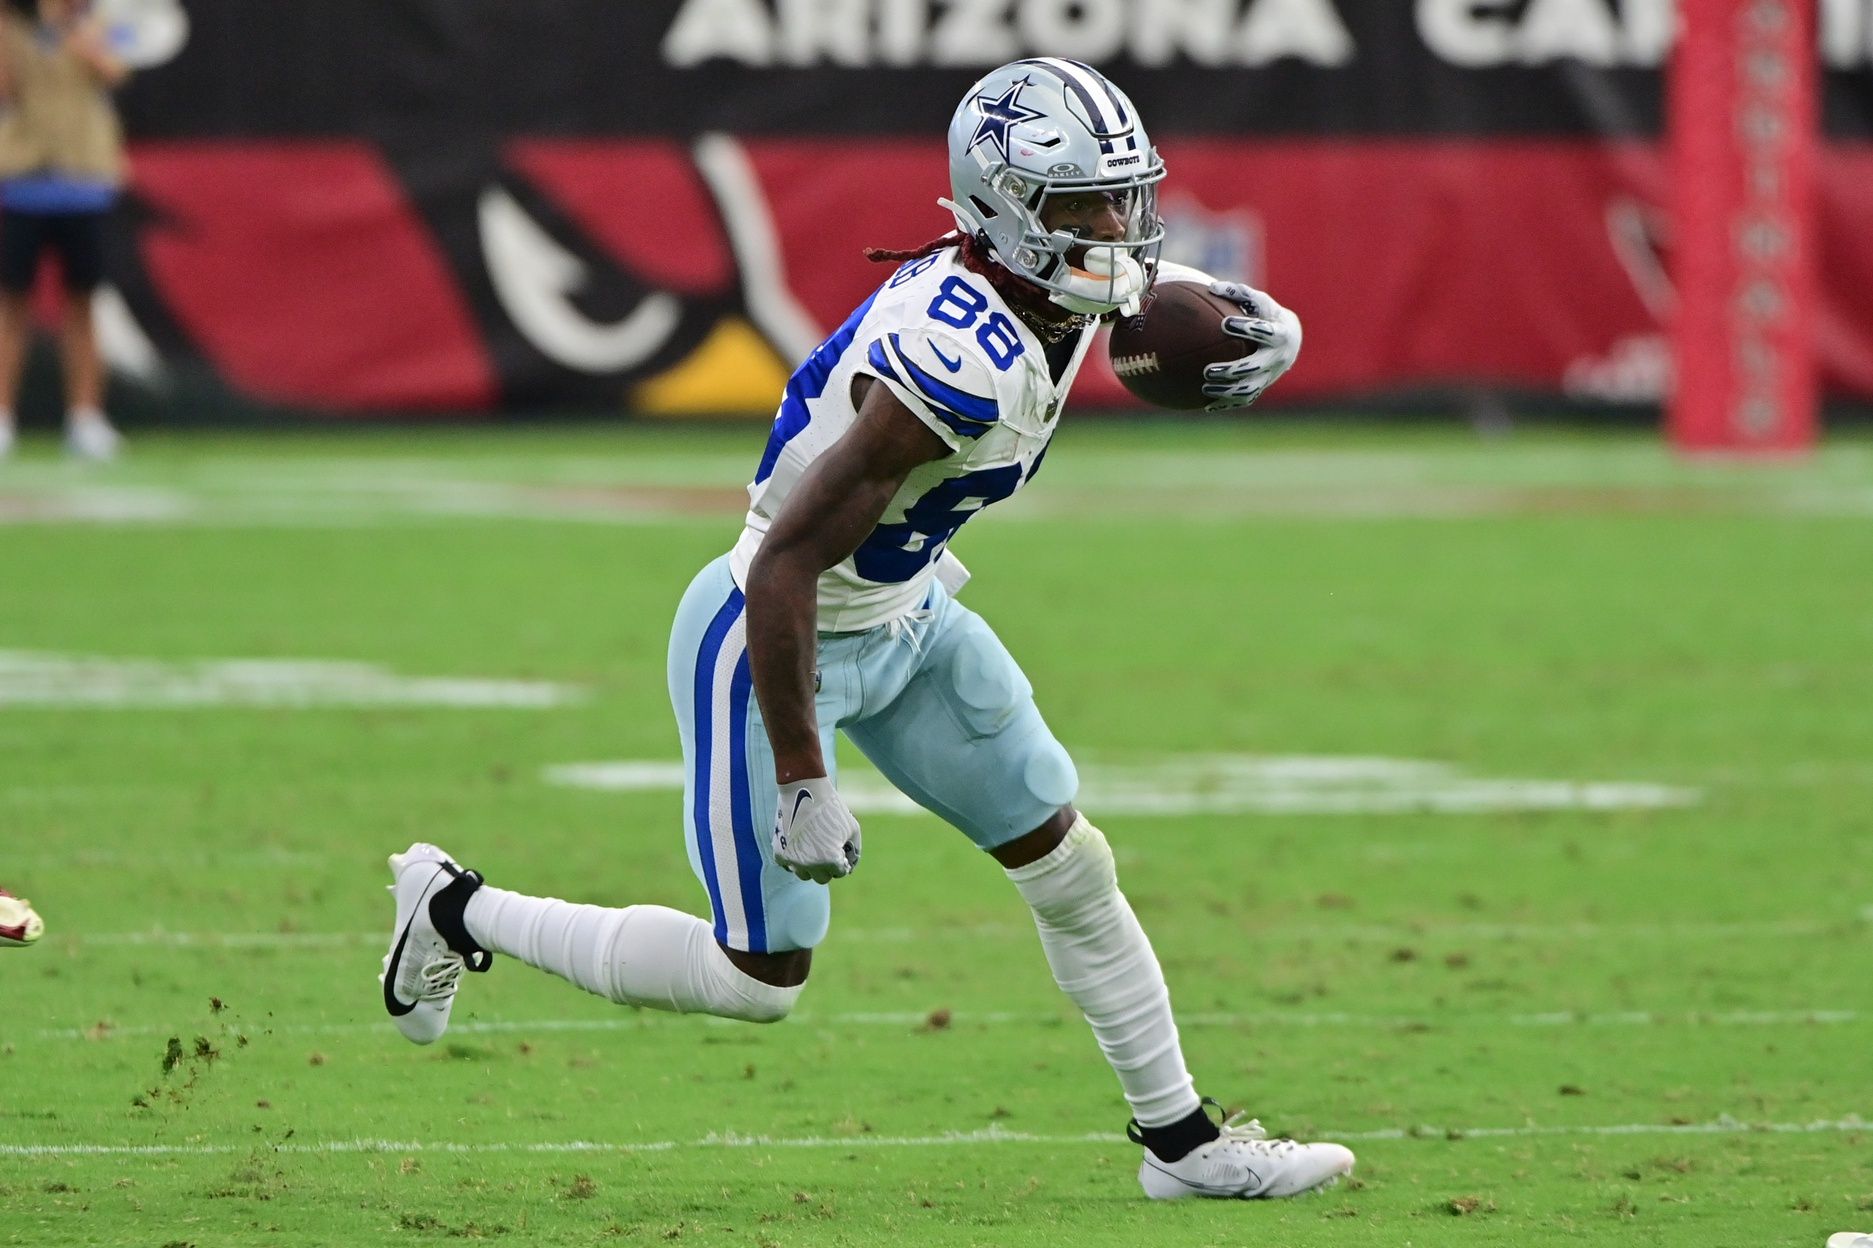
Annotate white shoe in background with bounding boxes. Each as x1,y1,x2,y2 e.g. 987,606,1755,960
1826,1234,1873,1248
65,413,123,460
0,425,14,460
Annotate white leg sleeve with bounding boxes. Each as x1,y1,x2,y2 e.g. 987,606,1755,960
463,888,799,1024
1006,815,1201,1128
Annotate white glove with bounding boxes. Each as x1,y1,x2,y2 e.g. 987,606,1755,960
772,776,862,884
1051,248,1146,317
1201,281,1303,411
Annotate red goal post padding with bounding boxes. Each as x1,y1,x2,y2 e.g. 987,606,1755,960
1668,0,1819,453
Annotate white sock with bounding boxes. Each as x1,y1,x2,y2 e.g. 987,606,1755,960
1007,815,1201,1128
68,406,107,426
463,888,799,1024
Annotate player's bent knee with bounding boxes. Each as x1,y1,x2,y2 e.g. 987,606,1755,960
983,712,1079,848
1002,813,1119,923
733,988,799,1025
725,966,802,1024
1022,737,1079,813
710,944,806,1024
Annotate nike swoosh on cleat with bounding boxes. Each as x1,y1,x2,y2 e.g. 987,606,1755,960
382,866,442,1018
1142,1157,1263,1197
930,344,964,373
383,921,419,1016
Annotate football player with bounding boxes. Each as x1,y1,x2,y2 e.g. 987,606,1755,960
381,58,1349,1201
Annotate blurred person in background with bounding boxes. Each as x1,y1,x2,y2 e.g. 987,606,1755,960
0,0,127,460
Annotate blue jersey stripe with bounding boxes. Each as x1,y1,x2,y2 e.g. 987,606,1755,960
726,648,766,952
866,337,902,384
887,334,999,426
690,587,745,945
926,403,997,440
868,336,996,440
754,287,882,485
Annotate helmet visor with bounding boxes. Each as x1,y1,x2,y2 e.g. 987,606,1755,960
1028,178,1163,308
1040,182,1160,259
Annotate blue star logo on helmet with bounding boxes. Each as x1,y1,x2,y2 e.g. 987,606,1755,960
969,77,1044,165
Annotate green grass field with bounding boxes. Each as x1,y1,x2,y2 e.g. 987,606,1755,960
1,421,1870,1247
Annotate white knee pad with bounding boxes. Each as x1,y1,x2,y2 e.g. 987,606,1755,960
1006,813,1119,925
634,905,803,1024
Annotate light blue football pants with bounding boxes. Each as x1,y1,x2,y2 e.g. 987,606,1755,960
668,554,1079,954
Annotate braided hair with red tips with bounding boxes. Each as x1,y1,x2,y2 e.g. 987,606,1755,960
863,231,1089,340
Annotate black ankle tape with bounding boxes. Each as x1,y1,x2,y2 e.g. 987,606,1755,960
1129,1102,1222,1163
429,867,493,972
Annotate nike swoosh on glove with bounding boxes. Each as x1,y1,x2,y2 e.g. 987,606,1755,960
772,776,862,884
1200,281,1303,412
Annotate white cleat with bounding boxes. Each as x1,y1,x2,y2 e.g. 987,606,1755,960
1828,1236,1873,1248
1136,1111,1355,1200
379,842,490,1045
64,416,123,461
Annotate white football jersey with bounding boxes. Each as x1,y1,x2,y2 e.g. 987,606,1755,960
729,248,1097,632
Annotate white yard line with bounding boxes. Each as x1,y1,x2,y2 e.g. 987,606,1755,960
66,912,1845,950
7,455,1873,525
30,1007,1863,1044
0,652,581,709
0,844,324,867
545,756,1701,816
76,931,383,948
0,1115,1866,1159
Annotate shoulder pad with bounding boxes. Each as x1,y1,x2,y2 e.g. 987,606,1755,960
865,329,1002,445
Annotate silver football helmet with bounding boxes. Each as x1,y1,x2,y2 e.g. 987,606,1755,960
944,59,1166,316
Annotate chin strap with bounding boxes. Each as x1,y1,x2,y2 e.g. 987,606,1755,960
936,197,1145,320
1051,249,1146,317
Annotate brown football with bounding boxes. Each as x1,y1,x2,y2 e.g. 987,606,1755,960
1106,281,1249,410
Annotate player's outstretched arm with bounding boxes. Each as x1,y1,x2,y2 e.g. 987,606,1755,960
744,380,947,881
1148,261,1303,411
1199,280,1302,411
